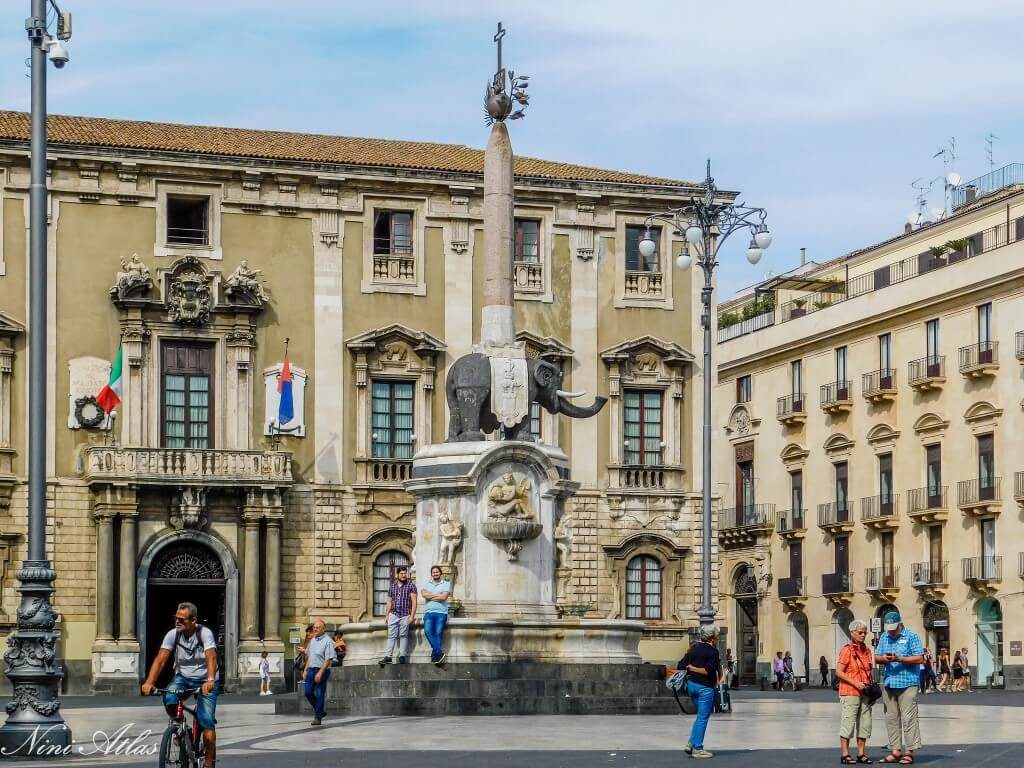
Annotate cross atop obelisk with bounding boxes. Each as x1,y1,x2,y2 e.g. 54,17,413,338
493,22,505,82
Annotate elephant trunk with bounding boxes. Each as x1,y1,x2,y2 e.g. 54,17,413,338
554,395,608,419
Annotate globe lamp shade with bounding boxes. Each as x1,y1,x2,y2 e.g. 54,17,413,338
675,252,693,270
754,228,773,249
638,236,658,259
745,240,763,264
685,225,703,245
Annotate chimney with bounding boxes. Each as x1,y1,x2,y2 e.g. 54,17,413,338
800,247,806,266
965,185,977,204
904,222,913,235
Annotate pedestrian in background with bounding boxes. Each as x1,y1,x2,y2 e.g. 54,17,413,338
293,624,313,686
836,619,875,764
936,648,951,692
724,648,735,689
960,648,973,692
679,623,723,759
379,564,417,666
258,650,271,696
303,619,334,726
421,565,452,665
951,650,965,692
333,630,347,666
773,651,785,690
820,655,831,688
875,611,924,764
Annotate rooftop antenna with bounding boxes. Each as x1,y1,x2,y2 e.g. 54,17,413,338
933,138,960,214
908,177,935,227
985,132,999,171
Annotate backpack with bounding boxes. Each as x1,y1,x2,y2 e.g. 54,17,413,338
173,623,218,674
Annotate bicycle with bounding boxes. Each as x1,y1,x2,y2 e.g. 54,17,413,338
152,687,206,768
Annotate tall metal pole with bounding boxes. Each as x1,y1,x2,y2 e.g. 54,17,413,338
697,250,715,627
0,0,72,754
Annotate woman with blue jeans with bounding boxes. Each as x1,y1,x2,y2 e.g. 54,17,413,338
679,624,723,759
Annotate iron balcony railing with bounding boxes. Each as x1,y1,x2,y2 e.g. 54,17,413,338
908,485,947,513
950,163,1024,208
958,477,1001,506
1016,471,1024,499
778,576,806,599
718,503,776,532
861,494,898,521
166,226,209,246
862,368,896,396
777,393,806,419
820,380,852,406
1017,331,1024,360
720,210,1024,343
778,509,806,533
959,341,999,371
866,565,899,590
962,556,1002,582
908,355,945,384
911,561,947,586
822,571,853,595
818,501,852,527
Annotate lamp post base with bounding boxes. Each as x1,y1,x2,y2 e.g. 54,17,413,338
0,560,72,757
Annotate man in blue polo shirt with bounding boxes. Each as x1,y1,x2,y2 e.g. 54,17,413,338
874,611,924,764
421,565,452,666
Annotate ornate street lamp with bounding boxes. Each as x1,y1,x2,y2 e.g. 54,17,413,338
638,159,771,628
0,0,73,755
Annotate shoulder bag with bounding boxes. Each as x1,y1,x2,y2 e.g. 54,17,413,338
850,646,882,706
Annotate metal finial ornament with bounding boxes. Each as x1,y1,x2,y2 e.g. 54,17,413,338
484,22,530,125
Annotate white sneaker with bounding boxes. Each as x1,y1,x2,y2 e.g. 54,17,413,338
690,748,714,759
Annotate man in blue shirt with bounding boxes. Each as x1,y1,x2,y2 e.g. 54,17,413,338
421,565,452,666
874,611,924,764
302,619,335,726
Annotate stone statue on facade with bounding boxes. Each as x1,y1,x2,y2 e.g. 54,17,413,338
438,507,463,566
553,513,573,569
111,253,153,299
487,473,533,520
225,259,270,304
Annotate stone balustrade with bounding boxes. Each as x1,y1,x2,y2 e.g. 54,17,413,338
83,446,292,487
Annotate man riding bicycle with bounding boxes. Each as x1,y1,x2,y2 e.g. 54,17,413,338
141,602,219,768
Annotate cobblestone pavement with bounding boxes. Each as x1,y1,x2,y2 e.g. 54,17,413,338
8,690,1022,767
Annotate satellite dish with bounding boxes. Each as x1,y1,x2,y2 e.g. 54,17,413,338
946,172,962,187
931,208,946,220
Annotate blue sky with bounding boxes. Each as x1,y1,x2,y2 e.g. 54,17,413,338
1,0,1021,296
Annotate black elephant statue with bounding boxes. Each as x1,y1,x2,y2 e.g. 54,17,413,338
446,353,607,442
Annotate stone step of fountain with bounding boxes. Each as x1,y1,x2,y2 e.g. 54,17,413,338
275,662,680,716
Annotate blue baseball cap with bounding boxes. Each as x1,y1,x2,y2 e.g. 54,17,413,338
883,611,901,630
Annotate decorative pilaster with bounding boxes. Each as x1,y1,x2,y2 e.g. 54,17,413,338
264,514,283,641
93,511,115,642
120,321,150,447
226,329,256,450
240,511,261,642
118,512,138,643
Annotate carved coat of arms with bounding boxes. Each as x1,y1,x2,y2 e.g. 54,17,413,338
167,270,213,325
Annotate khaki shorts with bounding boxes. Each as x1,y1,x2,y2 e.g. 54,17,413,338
839,694,872,740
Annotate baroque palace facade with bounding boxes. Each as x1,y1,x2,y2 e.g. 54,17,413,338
713,170,1024,690
0,111,716,693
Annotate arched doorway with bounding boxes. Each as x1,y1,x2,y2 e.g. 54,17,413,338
976,598,1003,688
923,600,950,655
734,565,759,685
833,608,853,661
788,611,809,683
138,532,238,689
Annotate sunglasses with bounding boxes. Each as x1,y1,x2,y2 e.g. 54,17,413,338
173,615,194,624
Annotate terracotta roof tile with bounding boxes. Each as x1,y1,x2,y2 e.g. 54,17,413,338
0,110,690,188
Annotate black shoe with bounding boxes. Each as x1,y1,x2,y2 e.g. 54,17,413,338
398,656,408,664
378,657,392,668
435,651,446,666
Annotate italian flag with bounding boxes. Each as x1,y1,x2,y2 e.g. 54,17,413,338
96,345,123,414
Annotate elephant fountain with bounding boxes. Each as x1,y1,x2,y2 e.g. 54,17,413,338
445,353,607,442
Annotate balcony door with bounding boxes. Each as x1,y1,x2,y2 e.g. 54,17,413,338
928,525,943,581
978,303,993,362
834,535,850,577
926,319,941,376
981,518,997,579
978,433,995,500
835,346,848,397
161,342,214,449
790,540,803,580
881,531,895,586
878,333,893,387
835,461,849,521
790,470,803,526
790,360,803,410
736,460,754,526
879,453,894,514
926,444,942,506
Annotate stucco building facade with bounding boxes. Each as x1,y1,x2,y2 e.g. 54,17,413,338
0,110,716,693
713,171,1024,689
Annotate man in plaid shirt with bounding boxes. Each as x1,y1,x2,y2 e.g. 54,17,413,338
874,610,924,764
379,565,417,666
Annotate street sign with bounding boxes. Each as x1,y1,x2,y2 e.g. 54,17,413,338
871,617,882,634
288,625,303,644
1011,641,1022,657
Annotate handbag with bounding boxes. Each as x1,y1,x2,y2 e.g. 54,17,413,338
850,647,882,706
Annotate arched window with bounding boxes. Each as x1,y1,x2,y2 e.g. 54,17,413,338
372,550,409,616
626,555,662,619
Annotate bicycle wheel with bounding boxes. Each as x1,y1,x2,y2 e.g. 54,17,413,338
159,726,186,768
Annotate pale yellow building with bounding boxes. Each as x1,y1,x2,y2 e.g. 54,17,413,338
0,110,716,693
714,170,1024,689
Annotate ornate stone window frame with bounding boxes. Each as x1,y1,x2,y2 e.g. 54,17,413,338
347,527,414,621
963,400,1002,436
780,442,810,471
913,412,949,444
346,324,445,484
823,432,855,460
725,403,761,444
154,180,224,261
602,533,689,624
866,423,900,454
613,212,678,310
512,204,554,303
601,336,693,470
359,195,428,296
516,330,573,446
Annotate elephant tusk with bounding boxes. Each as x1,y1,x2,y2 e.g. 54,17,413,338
556,389,586,399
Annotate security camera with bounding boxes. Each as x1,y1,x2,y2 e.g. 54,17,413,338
47,40,69,68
